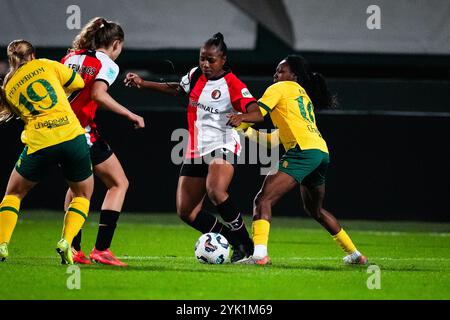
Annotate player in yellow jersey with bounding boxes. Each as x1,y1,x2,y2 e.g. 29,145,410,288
227,55,368,265
0,40,94,264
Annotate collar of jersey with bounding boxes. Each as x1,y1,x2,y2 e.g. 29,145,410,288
205,70,230,81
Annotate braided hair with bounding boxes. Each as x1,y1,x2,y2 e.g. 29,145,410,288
285,55,338,110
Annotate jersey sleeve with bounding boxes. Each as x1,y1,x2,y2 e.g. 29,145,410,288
95,54,119,86
257,84,283,115
180,67,198,94
225,74,257,113
49,59,85,93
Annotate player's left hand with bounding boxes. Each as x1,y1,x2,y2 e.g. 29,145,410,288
226,114,244,127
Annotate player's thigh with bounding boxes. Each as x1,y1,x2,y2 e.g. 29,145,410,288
257,170,297,205
300,183,326,211
206,158,234,193
67,174,94,200
93,153,128,189
4,167,38,199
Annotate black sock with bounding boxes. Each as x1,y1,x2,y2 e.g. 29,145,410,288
95,210,120,251
72,229,82,251
190,209,229,235
215,197,252,248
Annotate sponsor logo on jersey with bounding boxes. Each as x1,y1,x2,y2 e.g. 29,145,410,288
68,64,96,76
241,88,253,98
106,67,117,80
211,89,221,100
34,116,70,129
189,99,219,114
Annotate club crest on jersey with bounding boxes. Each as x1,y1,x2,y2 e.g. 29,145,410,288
211,89,221,100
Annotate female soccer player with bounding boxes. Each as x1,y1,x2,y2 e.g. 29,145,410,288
61,17,145,266
125,33,256,262
0,40,93,264
227,55,368,265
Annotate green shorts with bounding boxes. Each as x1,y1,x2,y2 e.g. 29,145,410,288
278,147,330,187
15,134,93,182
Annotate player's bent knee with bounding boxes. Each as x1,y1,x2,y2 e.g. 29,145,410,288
206,188,227,206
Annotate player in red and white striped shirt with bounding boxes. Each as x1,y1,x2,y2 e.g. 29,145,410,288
62,17,145,266
125,33,258,262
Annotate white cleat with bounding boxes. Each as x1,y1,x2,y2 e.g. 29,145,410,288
235,255,272,265
343,253,368,265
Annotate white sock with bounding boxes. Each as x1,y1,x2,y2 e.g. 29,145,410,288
253,244,268,258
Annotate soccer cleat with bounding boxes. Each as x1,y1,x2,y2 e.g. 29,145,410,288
230,243,253,263
236,255,272,265
343,253,368,265
56,239,74,265
0,242,8,262
89,248,127,267
72,248,92,265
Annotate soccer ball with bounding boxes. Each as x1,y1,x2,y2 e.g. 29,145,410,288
195,233,230,264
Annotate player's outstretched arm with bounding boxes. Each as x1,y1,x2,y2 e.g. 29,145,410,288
226,102,265,127
124,72,182,96
91,81,145,129
244,127,280,149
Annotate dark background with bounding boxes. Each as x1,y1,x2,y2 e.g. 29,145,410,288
1,26,449,221
2,109,449,221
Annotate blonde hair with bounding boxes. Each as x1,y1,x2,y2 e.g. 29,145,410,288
72,17,124,51
0,39,35,123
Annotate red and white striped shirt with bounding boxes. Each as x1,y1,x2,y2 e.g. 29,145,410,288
61,50,119,144
180,67,256,159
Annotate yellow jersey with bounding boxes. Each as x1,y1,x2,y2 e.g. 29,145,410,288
5,58,85,154
257,81,328,153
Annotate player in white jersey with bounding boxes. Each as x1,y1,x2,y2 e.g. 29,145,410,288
125,33,259,262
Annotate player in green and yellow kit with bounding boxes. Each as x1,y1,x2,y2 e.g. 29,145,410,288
0,40,94,264
227,55,368,265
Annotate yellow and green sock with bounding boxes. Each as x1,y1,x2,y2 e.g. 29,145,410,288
62,197,90,246
0,195,21,244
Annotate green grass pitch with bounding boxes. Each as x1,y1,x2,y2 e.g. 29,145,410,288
1,211,449,300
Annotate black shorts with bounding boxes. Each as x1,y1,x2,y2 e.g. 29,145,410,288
90,137,114,166
180,148,238,178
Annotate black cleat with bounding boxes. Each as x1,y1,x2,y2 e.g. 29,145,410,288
231,243,254,263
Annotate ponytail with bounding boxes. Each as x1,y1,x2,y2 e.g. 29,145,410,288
285,55,338,110
4,39,35,86
72,17,124,50
1,39,35,123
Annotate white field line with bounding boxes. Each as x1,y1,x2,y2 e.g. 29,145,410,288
116,256,450,262
360,231,450,237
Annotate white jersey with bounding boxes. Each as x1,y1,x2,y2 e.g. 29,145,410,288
180,67,256,159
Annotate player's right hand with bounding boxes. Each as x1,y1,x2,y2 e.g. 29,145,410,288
124,73,143,88
129,113,145,129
